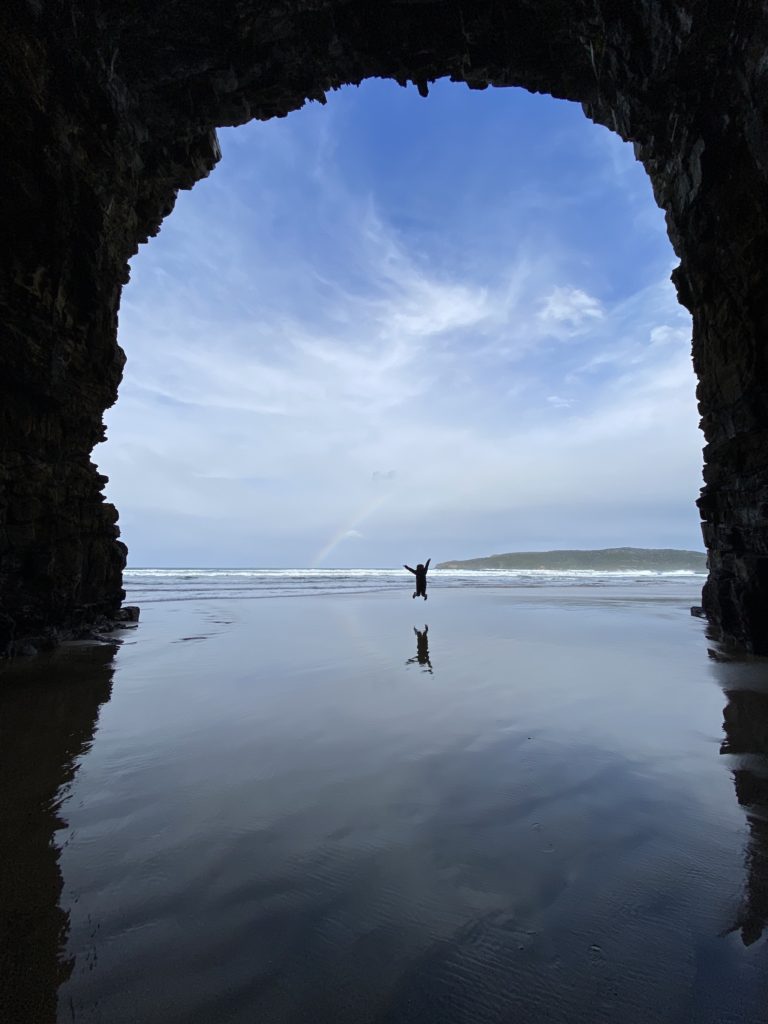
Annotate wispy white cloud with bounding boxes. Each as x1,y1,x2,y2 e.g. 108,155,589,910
99,81,702,565
539,286,604,333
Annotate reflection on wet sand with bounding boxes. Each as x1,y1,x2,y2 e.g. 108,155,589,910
4,614,768,1023
715,653,768,945
406,625,433,673
0,644,116,1024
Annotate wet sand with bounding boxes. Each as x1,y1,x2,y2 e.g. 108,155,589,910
2,584,767,1023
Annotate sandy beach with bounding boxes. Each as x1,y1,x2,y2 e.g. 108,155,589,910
2,575,767,1023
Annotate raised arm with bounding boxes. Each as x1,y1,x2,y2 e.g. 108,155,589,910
404,564,416,574
424,558,431,571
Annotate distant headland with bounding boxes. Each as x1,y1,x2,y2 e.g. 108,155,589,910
435,548,708,572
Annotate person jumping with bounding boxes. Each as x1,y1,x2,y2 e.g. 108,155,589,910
404,558,431,600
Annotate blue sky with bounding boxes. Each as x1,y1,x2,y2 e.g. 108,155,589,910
99,80,704,567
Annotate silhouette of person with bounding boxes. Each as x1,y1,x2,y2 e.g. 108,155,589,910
404,558,431,599
406,625,433,673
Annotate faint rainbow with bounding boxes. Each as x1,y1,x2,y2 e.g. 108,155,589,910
311,494,388,567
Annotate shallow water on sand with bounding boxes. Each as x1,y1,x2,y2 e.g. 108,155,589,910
2,578,768,1023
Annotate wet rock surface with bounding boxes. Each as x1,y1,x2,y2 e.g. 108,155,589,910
2,1,768,651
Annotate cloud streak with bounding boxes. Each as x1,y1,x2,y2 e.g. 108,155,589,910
100,80,702,566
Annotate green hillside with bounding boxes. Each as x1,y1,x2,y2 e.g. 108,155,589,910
436,547,707,572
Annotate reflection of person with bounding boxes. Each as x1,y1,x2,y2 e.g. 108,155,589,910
406,625,433,673
404,558,431,600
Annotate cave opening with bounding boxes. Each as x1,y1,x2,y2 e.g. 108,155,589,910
98,80,702,573
3,1,767,652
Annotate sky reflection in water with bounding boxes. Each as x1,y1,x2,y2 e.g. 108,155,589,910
1,578,767,1023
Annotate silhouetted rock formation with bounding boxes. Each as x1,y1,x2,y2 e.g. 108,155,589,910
0,644,116,1022
3,1,768,650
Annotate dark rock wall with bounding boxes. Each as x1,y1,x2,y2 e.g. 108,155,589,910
1,3,128,646
0,1,218,648
2,0,768,650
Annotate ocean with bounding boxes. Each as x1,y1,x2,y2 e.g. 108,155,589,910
123,565,708,602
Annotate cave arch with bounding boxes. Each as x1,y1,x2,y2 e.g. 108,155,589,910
2,1,767,652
